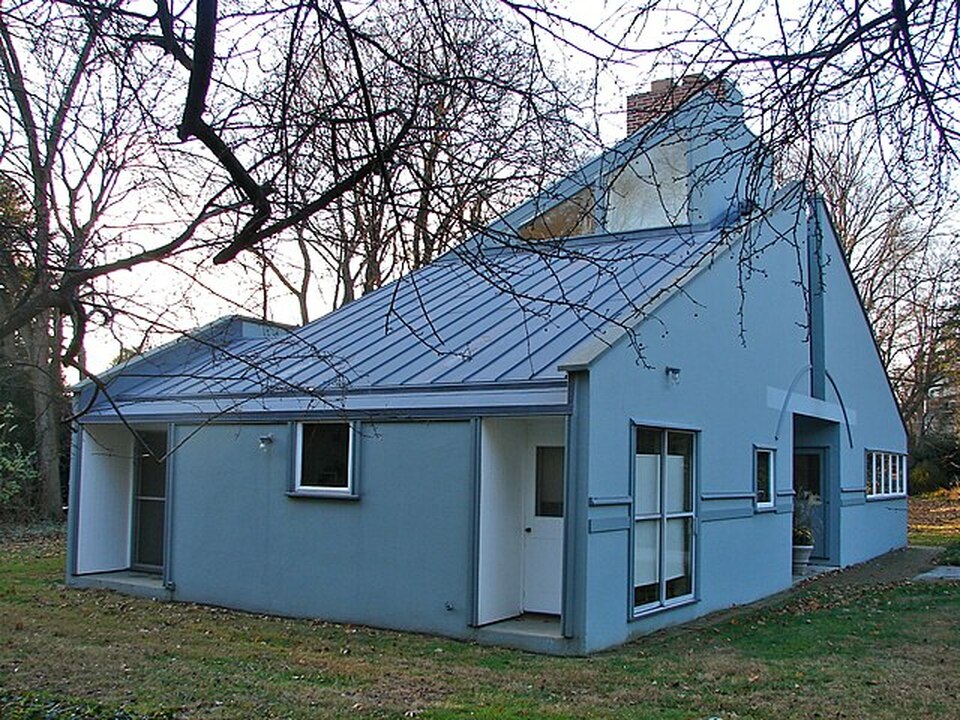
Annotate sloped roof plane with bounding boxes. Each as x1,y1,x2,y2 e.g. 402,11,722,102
92,225,722,413
83,81,753,420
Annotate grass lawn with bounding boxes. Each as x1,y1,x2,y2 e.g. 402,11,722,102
1,530,959,719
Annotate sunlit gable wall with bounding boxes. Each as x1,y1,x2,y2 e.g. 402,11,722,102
605,137,689,232
489,78,770,249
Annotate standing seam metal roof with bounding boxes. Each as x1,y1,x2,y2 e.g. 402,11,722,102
103,224,722,407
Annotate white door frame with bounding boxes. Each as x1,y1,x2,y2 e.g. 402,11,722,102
477,417,566,623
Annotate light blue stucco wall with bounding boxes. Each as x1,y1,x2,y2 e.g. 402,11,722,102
67,205,906,656
576,196,906,653
813,201,908,564
165,420,477,637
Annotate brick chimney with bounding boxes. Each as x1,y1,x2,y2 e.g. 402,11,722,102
626,75,725,136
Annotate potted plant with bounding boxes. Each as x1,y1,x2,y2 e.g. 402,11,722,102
792,491,820,573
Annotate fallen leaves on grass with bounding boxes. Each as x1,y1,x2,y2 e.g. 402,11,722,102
910,495,960,538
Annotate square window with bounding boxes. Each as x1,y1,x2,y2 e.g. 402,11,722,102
755,448,774,508
296,423,352,493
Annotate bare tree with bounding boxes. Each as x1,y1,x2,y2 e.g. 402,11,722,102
249,0,581,314
788,126,960,442
510,1,959,191
0,1,203,516
1,0,958,512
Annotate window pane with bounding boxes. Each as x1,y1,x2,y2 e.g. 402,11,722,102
634,519,659,606
635,453,661,515
665,518,693,599
666,432,693,513
300,423,350,489
519,187,596,240
536,446,564,517
606,143,688,232
135,499,165,568
756,450,772,505
137,431,167,498
637,427,662,455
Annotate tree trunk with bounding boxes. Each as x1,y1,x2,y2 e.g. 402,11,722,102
23,309,64,520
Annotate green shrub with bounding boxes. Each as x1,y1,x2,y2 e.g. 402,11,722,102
909,433,960,495
0,402,38,514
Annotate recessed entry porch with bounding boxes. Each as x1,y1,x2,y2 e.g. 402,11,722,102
793,414,841,568
71,424,170,591
476,417,567,643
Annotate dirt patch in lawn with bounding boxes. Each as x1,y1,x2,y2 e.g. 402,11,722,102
808,545,941,586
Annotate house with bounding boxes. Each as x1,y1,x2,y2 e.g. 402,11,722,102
66,78,908,655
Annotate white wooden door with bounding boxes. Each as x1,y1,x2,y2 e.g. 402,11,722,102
522,446,564,614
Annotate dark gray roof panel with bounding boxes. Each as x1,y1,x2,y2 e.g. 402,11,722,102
92,226,721,411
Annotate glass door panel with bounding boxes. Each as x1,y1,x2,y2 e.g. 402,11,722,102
134,431,167,572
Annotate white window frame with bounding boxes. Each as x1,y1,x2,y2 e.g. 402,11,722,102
754,446,775,510
631,424,697,618
293,421,354,496
865,450,907,499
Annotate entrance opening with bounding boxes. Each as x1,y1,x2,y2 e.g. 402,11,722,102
75,425,168,577
477,417,566,626
792,415,839,565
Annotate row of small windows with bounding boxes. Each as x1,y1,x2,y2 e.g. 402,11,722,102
866,451,907,498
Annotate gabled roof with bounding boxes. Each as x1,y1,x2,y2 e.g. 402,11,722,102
83,224,724,419
82,80,751,421
74,315,292,392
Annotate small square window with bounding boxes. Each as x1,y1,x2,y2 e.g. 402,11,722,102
755,448,774,509
296,423,352,493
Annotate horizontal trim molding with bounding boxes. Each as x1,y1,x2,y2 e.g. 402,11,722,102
589,495,633,507
589,517,631,533
700,491,756,501
79,385,571,423
699,507,754,523
285,491,360,501
866,494,907,503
